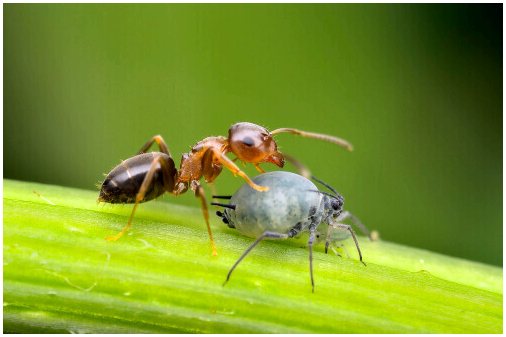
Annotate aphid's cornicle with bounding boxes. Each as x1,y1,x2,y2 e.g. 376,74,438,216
98,122,354,256
213,171,371,292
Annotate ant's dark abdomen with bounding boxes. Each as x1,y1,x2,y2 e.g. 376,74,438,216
99,152,175,204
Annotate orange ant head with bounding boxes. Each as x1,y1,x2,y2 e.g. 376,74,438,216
228,122,285,167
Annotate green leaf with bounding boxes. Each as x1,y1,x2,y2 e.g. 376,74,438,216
3,179,502,333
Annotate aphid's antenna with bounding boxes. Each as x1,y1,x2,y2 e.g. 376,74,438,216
212,195,232,199
311,175,339,197
211,202,236,210
307,189,339,200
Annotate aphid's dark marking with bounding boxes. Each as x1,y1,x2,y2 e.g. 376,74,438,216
212,195,233,199
211,202,236,210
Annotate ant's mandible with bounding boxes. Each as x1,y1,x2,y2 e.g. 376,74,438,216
98,122,353,255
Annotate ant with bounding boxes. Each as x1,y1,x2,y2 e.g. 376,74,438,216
98,122,353,255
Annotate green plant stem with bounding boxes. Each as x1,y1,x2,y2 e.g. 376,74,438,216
3,179,502,333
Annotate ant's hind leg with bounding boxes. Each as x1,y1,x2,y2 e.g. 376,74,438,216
138,135,171,155
191,181,218,256
106,155,171,242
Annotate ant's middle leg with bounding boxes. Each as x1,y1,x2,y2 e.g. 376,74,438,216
191,181,218,256
138,135,171,155
106,154,172,242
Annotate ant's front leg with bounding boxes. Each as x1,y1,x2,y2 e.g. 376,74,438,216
207,148,269,192
191,181,218,256
138,134,171,156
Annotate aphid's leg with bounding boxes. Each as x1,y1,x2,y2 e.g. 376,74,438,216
336,211,376,241
191,181,218,256
208,148,269,192
106,154,170,242
137,135,171,155
328,223,366,266
270,128,353,152
254,163,266,173
329,243,344,257
324,228,344,256
308,229,317,293
282,153,312,179
224,231,292,286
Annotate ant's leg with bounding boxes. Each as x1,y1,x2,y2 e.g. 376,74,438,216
191,181,218,256
308,229,317,293
270,128,353,152
106,154,170,242
137,135,171,155
336,211,378,241
328,223,366,266
224,231,290,286
283,153,312,179
208,148,269,192
254,164,266,174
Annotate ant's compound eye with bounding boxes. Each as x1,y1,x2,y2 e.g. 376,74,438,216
242,136,255,147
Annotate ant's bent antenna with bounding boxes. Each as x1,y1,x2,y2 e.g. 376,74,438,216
270,128,353,152
211,202,236,210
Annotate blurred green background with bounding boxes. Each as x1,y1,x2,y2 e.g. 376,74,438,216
4,4,502,265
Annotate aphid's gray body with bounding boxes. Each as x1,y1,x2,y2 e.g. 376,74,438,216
225,172,323,238
215,171,366,292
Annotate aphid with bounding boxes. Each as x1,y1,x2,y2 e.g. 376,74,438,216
98,122,353,256
213,171,370,292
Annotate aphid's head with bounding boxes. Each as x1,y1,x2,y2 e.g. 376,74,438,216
327,194,344,220
309,176,344,222
228,122,284,167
